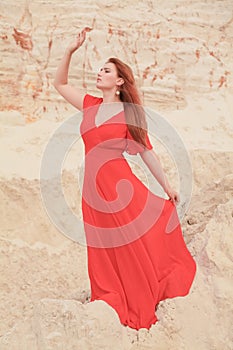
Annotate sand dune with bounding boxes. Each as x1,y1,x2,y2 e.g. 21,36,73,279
1,118,232,349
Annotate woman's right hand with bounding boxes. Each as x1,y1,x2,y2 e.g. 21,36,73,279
66,27,92,54
165,186,180,205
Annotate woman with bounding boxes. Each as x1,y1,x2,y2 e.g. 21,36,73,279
53,28,196,330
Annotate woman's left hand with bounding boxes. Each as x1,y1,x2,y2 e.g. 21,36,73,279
165,187,180,205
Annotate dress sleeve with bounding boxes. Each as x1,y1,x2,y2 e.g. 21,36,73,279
83,93,103,110
125,127,153,155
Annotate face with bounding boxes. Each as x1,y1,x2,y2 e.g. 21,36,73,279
96,62,123,91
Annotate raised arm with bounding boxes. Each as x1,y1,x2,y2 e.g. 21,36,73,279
140,149,180,205
53,27,92,111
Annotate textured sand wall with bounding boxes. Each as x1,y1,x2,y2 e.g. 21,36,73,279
1,0,233,118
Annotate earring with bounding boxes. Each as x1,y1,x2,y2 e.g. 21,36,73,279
116,90,120,96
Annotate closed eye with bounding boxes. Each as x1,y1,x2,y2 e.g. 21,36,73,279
99,67,111,73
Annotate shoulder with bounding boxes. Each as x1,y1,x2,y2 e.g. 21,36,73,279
83,94,103,110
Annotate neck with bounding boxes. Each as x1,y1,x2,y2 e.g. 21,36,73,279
102,90,121,103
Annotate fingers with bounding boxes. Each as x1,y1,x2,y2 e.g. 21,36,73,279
175,195,180,204
169,193,180,205
77,29,87,45
173,194,179,204
84,26,92,32
81,30,86,41
76,26,92,45
80,26,92,38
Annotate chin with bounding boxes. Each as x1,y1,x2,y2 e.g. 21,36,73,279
96,83,103,91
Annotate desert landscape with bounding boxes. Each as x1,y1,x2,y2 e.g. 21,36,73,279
0,0,233,349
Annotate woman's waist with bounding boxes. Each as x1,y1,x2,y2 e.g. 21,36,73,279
85,147,125,159
84,154,132,173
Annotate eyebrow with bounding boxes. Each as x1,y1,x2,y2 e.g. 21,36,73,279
100,67,111,71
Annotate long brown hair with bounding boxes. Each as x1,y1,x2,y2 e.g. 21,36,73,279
106,57,148,148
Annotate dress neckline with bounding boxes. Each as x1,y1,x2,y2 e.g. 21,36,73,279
94,100,125,128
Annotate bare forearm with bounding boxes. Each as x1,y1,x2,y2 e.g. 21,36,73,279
140,149,171,193
53,49,72,86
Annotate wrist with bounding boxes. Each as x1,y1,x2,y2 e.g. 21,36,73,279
65,48,73,56
164,183,171,194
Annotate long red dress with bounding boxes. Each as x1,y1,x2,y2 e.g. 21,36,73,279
80,94,196,330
